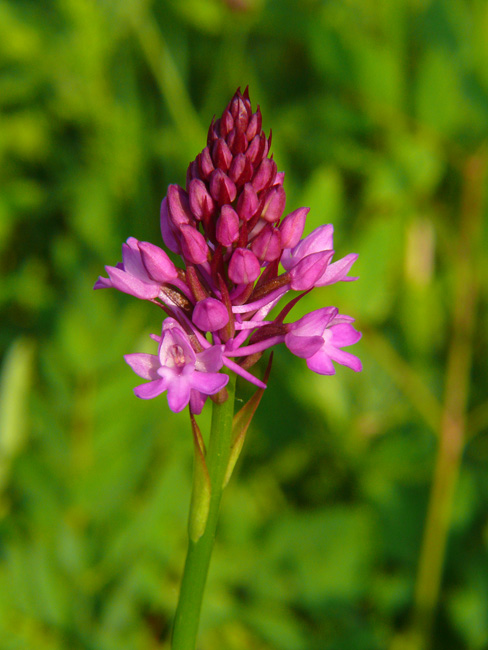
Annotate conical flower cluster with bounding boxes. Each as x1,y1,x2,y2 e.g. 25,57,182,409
95,88,361,414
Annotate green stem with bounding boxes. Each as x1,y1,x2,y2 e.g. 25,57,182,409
172,371,237,650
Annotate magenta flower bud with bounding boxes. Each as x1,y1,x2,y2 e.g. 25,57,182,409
275,171,285,186
227,128,248,155
167,184,193,229
246,108,262,141
229,153,253,186
209,169,237,205
160,196,181,254
192,297,229,332
252,158,277,192
189,178,215,220
246,133,266,165
251,224,282,261
216,205,240,246
138,241,178,283
197,146,214,180
236,182,259,221
289,251,334,291
280,207,309,249
230,93,251,130
213,138,233,171
180,224,209,264
261,185,286,223
220,108,234,137
228,248,261,284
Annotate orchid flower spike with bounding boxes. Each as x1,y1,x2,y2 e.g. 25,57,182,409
95,87,362,414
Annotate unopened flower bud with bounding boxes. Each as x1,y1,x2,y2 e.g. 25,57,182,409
160,197,181,254
236,183,259,221
197,146,214,180
227,128,248,155
209,169,237,205
213,138,233,171
246,108,262,141
192,297,229,332
216,206,240,246
180,225,209,264
229,153,253,186
189,179,215,220
220,108,234,137
246,133,266,165
138,241,178,283
261,185,286,223
280,207,309,249
167,184,193,229
251,224,282,261
252,158,277,192
228,248,261,284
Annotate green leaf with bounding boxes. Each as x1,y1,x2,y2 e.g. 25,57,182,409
188,413,211,542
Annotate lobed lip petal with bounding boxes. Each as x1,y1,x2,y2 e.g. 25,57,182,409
323,345,363,372
134,377,169,399
284,332,324,358
166,376,192,412
305,350,336,375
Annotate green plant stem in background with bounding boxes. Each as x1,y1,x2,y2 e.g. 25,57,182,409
172,371,237,650
408,152,486,650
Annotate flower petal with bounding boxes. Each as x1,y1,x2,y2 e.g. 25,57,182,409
166,376,192,412
306,349,336,375
190,371,229,395
195,345,224,373
285,333,324,358
330,323,362,347
134,378,168,399
124,353,160,380
190,390,207,415
105,266,159,300
326,345,363,372
316,253,359,286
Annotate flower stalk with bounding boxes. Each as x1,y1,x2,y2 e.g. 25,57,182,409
172,371,237,650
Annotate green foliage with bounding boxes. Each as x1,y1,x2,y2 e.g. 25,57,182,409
1,0,488,648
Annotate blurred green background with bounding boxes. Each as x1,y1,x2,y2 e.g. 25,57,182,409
1,0,488,648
